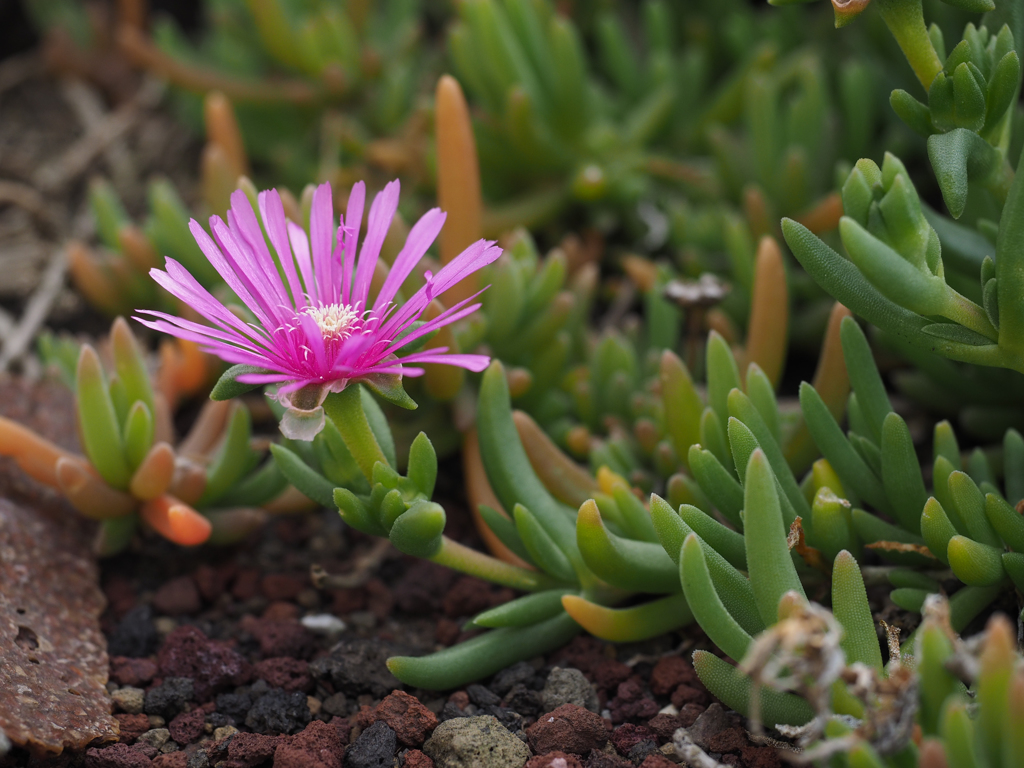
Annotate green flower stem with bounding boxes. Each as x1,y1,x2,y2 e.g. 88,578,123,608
941,289,999,342
430,536,568,592
875,0,943,91
322,386,390,482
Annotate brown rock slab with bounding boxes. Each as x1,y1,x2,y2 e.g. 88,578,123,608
0,494,118,755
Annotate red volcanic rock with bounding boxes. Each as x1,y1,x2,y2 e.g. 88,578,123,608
610,724,656,755
152,576,201,616
193,564,234,602
706,726,747,753
261,574,306,603
253,657,312,692
241,617,316,659
110,657,158,688
638,756,676,768
526,704,609,755
83,743,153,767
402,749,435,768
224,732,280,767
168,708,206,745
441,576,493,619
231,568,261,601
366,579,395,621
368,690,439,747
606,679,658,723
114,714,151,744
649,657,697,697
156,625,250,701
273,720,346,768
151,753,188,768
261,601,301,622
591,660,631,692
670,684,708,709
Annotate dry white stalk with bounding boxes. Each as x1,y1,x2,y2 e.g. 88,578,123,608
0,246,68,369
671,728,731,768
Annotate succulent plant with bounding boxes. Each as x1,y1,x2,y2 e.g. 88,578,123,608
119,0,432,191
3,318,285,555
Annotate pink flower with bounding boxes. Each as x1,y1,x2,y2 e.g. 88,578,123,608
136,179,501,438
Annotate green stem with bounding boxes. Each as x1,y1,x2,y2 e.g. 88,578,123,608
942,289,999,342
875,0,943,91
430,537,570,592
322,386,389,482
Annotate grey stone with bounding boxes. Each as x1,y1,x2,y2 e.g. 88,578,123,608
686,703,736,751
541,667,599,713
110,686,145,714
423,715,531,768
137,728,171,750
213,725,239,741
345,720,396,768
322,692,349,717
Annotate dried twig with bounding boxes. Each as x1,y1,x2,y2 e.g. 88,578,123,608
0,247,69,369
0,181,57,235
59,79,136,190
33,77,163,192
0,52,44,97
311,538,393,590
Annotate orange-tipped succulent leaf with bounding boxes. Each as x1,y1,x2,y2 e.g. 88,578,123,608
55,456,137,520
140,494,212,546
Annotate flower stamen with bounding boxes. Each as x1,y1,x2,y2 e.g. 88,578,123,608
305,303,361,343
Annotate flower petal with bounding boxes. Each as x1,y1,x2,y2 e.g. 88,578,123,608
309,182,334,305
342,181,365,305
353,179,400,309
259,189,305,306
372,207,446,313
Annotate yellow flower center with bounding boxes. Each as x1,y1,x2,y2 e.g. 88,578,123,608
305,303,360,343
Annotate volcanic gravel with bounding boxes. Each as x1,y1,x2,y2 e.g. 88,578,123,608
1,495,790,768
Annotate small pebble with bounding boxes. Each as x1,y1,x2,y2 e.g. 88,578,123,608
137,728,171,750
213,725,239,741
349,611,377,629
424,715,530,768
302,613,347,636
322,692,348,717
541,667,599,713
154,617,178,635
111,687,145,715
160,739,180,754
148,716,166,728
308,696,322,716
